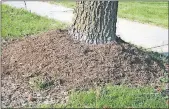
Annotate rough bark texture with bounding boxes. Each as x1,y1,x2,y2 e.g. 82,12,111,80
69,1,118,44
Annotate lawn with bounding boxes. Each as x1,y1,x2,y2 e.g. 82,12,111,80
118,2,168,28
50,1,168,28
37,85,168,108
2,4,67,39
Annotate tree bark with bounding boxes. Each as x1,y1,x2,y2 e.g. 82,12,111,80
69,1,118,44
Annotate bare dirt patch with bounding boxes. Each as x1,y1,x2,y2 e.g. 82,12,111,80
1,30,166,108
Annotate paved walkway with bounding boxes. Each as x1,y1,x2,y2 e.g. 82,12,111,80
3,1,168,54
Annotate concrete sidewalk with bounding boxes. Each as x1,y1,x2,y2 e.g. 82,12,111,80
3,1,168,54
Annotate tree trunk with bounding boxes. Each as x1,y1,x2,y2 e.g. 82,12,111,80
69,1,118,44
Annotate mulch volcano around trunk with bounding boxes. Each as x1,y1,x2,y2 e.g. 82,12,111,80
1,30,166,107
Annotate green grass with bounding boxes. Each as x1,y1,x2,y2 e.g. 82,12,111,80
118,2,168,28
36,85,168,108
50,1,168,28
2,4,67,39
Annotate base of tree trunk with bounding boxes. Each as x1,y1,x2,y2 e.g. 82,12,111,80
69,1,118,44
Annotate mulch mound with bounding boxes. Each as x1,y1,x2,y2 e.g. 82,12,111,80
1,30,165,108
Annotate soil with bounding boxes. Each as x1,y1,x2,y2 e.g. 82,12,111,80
1,30,166,108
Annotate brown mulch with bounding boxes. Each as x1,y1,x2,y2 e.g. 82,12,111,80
1,30,165,108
